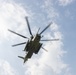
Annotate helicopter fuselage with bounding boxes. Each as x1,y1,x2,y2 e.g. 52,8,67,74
24,34,42,54
8,17,53,63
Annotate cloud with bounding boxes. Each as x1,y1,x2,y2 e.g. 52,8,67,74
23,0,71,75
0,59,17,75
41,0,59,21
58,0,74,6
24,22,69,75
0,1,30,42
0,1,32,74
0,0,71,75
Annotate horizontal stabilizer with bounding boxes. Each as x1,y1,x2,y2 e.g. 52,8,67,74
18,56,24,59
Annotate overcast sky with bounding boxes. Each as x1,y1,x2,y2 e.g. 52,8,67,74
0,0,76,75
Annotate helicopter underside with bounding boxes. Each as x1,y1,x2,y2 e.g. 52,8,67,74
25,42,42,58
34,43,42,54
8,17,53,63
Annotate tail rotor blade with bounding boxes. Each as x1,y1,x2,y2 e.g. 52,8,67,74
8,29,29,39
25,17,33,36
12,42,26,47
41,47,48,52
40,22,52,35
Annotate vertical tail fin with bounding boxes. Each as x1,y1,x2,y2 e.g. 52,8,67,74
18,56,28,63
24,58,28,63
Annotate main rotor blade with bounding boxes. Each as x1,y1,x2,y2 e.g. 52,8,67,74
25,17,33,36
8,29,29,39
12,42,26,47
40,22,52,35
41,39,59,41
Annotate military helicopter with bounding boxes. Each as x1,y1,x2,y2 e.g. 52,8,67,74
8,17,59,63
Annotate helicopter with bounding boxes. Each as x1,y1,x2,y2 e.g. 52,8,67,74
8,17,59,63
